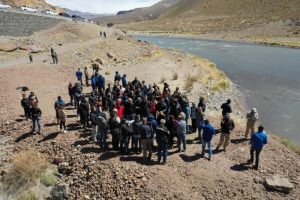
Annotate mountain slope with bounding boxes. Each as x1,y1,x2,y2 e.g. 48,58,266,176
119,0,300,36
2,0,63,12
95,0,181,24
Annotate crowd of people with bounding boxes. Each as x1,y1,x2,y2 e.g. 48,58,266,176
20,67,268,169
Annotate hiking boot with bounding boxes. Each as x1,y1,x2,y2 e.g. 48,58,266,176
247,159,253,164
252,165,258,170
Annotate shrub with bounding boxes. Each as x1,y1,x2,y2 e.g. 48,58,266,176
184,74,198,93
40,172,57,187
3,150,49,192
172,72,178,80
16,190,39,200
212,79,230,92
281,139,300,155
105,71,111,75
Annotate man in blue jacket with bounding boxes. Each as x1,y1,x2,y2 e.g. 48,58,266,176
76,68,83,85
247,126,268,170
200,120,216,160
97,74,105,91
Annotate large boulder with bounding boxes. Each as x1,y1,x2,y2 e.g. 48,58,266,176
50,183,69,200
0,42,18,52
264,175,294,193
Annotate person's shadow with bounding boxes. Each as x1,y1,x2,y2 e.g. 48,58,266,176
179,153,202,162
15,131,33,143
230,163,252,171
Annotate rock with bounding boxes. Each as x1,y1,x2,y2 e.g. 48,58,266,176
107,52,116,60
264,175,294,193
84,195,90,199
0,42,18,52
50,183,69,200
142,177,147,182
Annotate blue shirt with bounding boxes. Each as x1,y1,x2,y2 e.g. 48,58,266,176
251,131,268,149
76,71,83,80
200,123,216,142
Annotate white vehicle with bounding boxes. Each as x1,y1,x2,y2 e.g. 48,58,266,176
21,6,37,13
46,10,58,16
0,2,11,9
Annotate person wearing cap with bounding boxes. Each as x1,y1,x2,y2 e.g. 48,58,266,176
247,126,268,170
199,120,216,160
216,114,235,151
156,119,170,164
21,93,30,120
245,108,259,139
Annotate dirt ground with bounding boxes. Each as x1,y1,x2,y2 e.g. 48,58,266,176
0,21,299,200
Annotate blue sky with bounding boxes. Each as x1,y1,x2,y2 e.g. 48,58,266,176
46,0,161,14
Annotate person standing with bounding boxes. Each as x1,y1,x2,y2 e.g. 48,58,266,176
200,120,216,160
132,115,143,154
221,99,232,116
84,67,90,86
76,68,83,85
51,48,55,63
140,118,153,161
247,126,267,170
29,53,33,63
57,107,67,133
196,107,205,142
54,52,58,64
216,115,235,151
21,94,30,120
176,115,187,152
108,109,121,150
156,119,170,164
96,112,108,149
78,98,89,129
114,71,121,83
54,96,65,124
190,103,197,133
245,108,258,139
31,104,42,134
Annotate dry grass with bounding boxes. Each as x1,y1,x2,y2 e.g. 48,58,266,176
16,190,39,200
212,79,230,92
184,74,199,93
172,72,179,80
3,150,49,192
159,75,166,84
280,139,300,155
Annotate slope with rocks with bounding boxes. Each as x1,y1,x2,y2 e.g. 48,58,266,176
2,0,63,12
95,0,181,24
0,21,299,199
117,0,300,47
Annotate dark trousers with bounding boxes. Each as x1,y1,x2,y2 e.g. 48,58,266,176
112,131,120,150
132,135,141,153
24,107,31,119
60,121,66,130
191,118,197,132
157,143,168,163
250,148,262,167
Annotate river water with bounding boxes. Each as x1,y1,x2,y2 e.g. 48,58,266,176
135,35,300,144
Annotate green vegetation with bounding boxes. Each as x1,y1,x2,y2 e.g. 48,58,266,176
40,167,58,187
3,150,49,192
184,74,199,93
280,139,300,155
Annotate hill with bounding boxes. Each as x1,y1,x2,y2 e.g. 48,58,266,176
116,0,300,46
2,0,63,12
95,0,181,24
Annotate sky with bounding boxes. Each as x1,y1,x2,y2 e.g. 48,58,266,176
46,0,162,14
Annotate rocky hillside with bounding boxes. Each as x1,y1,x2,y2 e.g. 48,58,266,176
2,0,63,12
115,0,300,40
95,0,181,24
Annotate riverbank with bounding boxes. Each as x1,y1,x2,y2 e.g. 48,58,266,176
128,30,300,49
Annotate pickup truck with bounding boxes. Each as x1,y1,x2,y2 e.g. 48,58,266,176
0,2,11,9
21,6,37,13
46,10,58,15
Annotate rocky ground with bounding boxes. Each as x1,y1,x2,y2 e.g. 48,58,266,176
0,21,299,199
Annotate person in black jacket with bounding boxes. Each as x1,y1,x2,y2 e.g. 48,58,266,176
216,115,235,151
221,99,232,116
79,98,89,129
198,96,206,113
30,104,42,134
21,94,30,120
132,115,143,154
156,119,170,164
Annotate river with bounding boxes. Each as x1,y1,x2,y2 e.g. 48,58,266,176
135,35,300,144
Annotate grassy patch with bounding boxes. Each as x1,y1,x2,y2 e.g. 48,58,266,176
16,190,39,200
105,71,111,75
3,150,49,192
172,72,179,80
40,168,58,187
184,74,199,93
280,139,300,155
212,79,230,92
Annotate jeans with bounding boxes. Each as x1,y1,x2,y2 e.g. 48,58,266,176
120,135,129,153
250,148,262,167
177,134,186,152
32,118,41,133
132,135,141,153
141,138,153,160
198,126,203,141
157,143,168,163
59,121,66,131
201,141,212,159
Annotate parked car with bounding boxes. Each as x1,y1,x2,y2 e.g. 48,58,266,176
46,10,58,16
59,13,71,18
0,2,11,9
21,6,37,13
